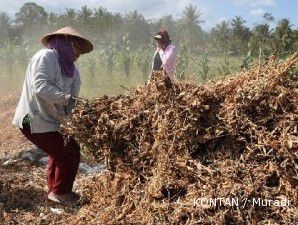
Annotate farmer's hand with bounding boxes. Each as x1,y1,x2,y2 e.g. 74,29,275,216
156,42,162,51
66,96,77,115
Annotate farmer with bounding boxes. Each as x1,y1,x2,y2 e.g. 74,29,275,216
149,29,176,84
12,27,93,205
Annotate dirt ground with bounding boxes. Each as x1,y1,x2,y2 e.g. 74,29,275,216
0,92,98,225
0,92,33,158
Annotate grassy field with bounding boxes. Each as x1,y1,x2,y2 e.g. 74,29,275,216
0,49,247,98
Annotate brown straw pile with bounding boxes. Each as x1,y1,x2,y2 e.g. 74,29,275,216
61,53,298,225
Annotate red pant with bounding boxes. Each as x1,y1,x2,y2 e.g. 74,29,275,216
20,123,80,195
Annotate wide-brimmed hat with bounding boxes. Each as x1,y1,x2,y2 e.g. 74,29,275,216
41,26,93,54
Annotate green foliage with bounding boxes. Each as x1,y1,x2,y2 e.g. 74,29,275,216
136,47,151,80
250,23,272,60
124,10,151,48
100,43,117,75
177,4,205,52
273,19,294,57
15,2,48,25
197,53,210,82
231,16,251,55
217,54,232,77
176,45,192,80
0,41,14,77
0,2,296,58
15,2,48,36
84,54,99,82
14,40,36,68
211,20,232,54
118,37,135,77
154,15,177,42
241,49,253,70
0,12,12,41
293,30,298,53
0,2,297,96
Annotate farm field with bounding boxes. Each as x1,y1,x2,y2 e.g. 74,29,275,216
0,0,297,224
0,51,246,98
0,53,297,225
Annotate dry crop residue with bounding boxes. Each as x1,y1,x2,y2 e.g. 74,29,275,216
61,53,298,224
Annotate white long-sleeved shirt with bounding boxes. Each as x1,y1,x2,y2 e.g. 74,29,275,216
12,48,81,133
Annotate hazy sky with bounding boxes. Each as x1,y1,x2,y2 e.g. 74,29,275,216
0,0,297,30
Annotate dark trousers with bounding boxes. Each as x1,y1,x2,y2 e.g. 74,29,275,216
20,123,80,195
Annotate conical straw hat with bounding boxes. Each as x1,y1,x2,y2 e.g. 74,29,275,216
41,26,93,54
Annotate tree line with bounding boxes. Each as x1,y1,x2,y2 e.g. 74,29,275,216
0,2,297,58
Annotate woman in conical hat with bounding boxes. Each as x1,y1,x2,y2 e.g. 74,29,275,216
12,27,93,205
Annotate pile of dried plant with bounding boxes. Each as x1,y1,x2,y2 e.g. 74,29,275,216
61,53,298,225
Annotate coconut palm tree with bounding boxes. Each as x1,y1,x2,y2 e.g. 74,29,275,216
210,20,232,53
251,23,272,57
153,15,177,41
15,2,48,28
61,8,77,27
124,10,150,48
177,4,205,52
273,19,294,56
47,12,58,28
78,5,93,27
93,7,116,40
231,16,250,55
15,2,48,37
0,12,12,41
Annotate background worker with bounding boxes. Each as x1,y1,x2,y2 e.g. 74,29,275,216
150,28,177,82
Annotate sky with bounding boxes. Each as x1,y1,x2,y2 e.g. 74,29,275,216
0,0,297,31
